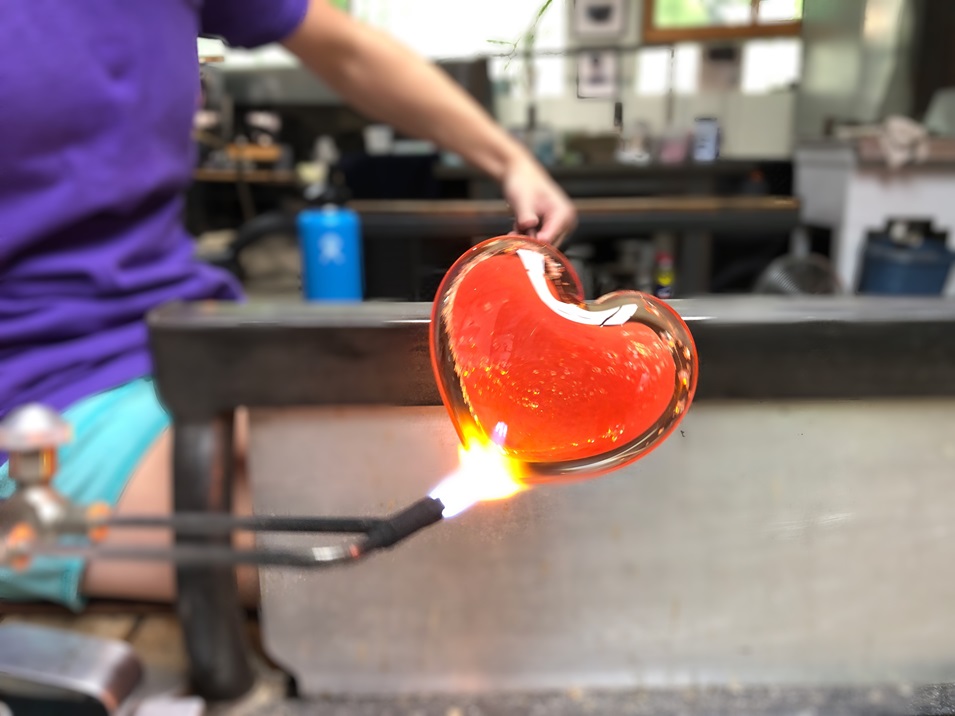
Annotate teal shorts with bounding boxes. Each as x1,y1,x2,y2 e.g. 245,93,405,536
0,378,170,611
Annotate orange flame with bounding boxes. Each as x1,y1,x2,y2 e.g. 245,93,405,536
429,425,527,518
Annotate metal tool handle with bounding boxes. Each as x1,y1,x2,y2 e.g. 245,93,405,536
6,497,446,570
99,512,384,536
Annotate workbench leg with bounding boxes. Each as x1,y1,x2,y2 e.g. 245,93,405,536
678,231,713,296
173,415,255,701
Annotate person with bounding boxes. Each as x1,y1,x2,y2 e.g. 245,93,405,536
0,0,576,611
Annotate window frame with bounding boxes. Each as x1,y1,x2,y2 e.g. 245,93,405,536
641,0,802,44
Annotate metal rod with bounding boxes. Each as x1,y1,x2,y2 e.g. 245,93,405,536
99,512,383,535
11,498,448,569
20,542,359,568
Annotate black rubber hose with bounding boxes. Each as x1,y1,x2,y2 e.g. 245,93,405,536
214,211,297,280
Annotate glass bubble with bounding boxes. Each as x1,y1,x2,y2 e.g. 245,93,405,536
430,236,699,483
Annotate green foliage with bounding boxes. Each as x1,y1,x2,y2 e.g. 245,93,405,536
487,0,555,62
654,0,711,27
654,0,803,28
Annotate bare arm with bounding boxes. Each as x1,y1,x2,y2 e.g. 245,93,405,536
281,0,576,243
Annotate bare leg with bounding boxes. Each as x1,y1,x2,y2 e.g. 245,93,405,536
81,410,259,607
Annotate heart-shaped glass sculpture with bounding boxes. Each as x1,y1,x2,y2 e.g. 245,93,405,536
430,235,698,482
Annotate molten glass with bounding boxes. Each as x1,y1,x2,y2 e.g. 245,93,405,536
430,236,698,482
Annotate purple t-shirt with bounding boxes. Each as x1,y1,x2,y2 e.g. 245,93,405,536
0,0,308,422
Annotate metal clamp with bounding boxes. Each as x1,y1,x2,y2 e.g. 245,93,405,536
0,404,94,568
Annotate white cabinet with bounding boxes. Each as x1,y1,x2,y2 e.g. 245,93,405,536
795,142,955,294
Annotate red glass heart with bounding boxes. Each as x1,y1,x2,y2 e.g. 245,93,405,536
430,236,698,482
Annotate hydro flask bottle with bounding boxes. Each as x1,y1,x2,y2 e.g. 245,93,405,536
297,180,363,301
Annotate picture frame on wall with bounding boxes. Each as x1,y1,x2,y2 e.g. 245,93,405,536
576,50,618,99
572,0,626,39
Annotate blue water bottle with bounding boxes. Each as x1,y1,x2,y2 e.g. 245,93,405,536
297,181,363,301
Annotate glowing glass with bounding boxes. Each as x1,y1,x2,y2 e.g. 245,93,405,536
430,236,699,482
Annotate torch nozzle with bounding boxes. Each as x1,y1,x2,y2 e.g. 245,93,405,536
357,497,445,554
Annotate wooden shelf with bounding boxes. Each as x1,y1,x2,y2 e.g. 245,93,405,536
193,168,299,185
350,196,799,217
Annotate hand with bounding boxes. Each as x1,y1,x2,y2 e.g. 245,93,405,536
283,3,576,244
501,156,577,246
